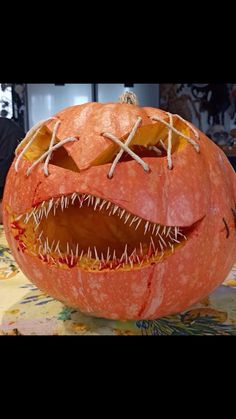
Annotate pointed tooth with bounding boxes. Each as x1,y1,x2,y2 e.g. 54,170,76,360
171,237,181,244
79,197,84,208
113,249,116,261
150,236,155,252
71,194,78,205
155,225,161,236
86,195,90,206
76,244,79,258
50,197,54,209
158,251,164,262
106,202,111,210
144,222,149,235
152,224,156,235
46,200,53,217
38,231,43,241
29,208,36,218
94,246,99,261
130,248,136,260
70,249,74,264
178,231,187,240
55,240,60,253
120,209,126,219
119,251,124,263
124,213,131,224
168,242,174,253
87,246,91,259
140,242,143,256
159,240,164,251
158,233,167,247
175,226,178,239
94,197,101,211
130,216,139,226
166,227,171,237
64,197,69,208
83,194,89,202
106,247,110,263
79,250,84,261
163,225,166,235
33,212,39,225
124,244,128,264
113,205,119,215
100,199,107,210
135,218,142,231
24,213,29,223
50,240,55,252
61,196,64,211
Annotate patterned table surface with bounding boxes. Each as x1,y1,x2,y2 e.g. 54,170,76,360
1,225,236,335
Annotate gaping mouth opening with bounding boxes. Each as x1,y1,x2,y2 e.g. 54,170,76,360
10,194,197,271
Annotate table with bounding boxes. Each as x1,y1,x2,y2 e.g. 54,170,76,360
1,225,236,335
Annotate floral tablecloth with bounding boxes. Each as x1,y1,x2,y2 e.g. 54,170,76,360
1,224,236,335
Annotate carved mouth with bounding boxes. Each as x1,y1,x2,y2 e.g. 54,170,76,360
10,193,198,271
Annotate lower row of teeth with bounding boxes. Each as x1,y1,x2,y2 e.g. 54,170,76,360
15,193,187,269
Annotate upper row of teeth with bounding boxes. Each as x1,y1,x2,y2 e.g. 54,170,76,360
17,193,185,240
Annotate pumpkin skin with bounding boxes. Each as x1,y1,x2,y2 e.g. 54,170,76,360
2,102,236,320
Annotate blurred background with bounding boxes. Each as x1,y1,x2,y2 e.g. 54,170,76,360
1,83,236,169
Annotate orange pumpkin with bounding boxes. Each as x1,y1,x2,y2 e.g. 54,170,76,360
2,101,236,320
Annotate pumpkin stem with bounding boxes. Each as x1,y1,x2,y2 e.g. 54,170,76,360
119,91,139,105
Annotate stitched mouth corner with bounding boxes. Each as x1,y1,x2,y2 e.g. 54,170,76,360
10,193,200,272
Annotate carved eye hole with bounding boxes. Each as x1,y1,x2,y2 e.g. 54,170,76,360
49,146,79,173
18,124,79,173
117,144,167,163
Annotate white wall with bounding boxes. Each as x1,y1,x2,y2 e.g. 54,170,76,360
27,84,93,128
97,84,159,107
26,84,160,129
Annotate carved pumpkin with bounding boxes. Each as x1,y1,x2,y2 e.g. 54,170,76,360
2,101,236,320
